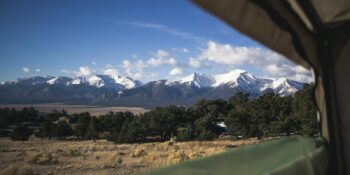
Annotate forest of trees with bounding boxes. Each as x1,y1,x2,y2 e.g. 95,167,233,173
0,84,318,143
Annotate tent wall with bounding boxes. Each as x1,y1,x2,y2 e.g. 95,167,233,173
334,38,350,174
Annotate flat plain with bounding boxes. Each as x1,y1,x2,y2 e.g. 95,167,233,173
0,104,148,116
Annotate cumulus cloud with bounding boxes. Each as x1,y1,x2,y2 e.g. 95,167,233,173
35,69,40,72
74,66,96,77
105,64,114,68
189,57,202,68
156,50,169,58
103,68,119,77
147,57,177,67
119,49,181,80
145,49,178,67
91,61,96,65
193,41,313,82
169,67,183,76
22,67,30,73
121,60,147,79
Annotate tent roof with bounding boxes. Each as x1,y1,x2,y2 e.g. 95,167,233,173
310,0,350,25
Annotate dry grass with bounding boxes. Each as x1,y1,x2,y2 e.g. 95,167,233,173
0,137,263,175
0,165,36,175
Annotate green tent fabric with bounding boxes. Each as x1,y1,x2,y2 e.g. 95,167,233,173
141,136,328,175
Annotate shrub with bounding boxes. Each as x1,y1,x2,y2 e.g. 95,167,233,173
104,154,123,168
27,152,58,164
130,148,148,158
11,124,32,142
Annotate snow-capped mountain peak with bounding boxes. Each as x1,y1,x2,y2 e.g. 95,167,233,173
263,77,305,96
71,77,87,85
179,73,214,88
88,75,105,88
68,74,142,90
107,74,142,89
213,69,253,87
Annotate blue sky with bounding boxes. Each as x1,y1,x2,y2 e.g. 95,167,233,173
0,0,312,83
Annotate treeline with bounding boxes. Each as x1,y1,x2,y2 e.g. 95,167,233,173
0,84,318,143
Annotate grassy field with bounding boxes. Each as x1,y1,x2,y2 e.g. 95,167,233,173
0,104,148,116
0,137,262,175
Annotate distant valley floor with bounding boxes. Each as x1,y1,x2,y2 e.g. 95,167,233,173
0,103,148,116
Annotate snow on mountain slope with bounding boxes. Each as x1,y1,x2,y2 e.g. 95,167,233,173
47,77,59,85
68,74,141,89
179,73,215,88
0,70,305,99
88,75,105,88
107,74,142,89
261,77,305,96
212,69,272,90
71,77,87,85
213,69,247,87
47,77,73,85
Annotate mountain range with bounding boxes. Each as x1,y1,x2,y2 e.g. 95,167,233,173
0,70,305,108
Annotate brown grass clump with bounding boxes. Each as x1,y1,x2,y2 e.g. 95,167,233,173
130,148,148,158
0,165,36,175
104,153,123,168
26,152,58,165
188,151,205,159
167,150,189,165
61,149,82,157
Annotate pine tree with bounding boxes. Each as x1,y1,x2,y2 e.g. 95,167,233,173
11,124,32,142
86,117,99,141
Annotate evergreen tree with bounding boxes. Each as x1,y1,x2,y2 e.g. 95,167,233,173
11,124,32,142
74,113,91,139
86,117,99,141
114,118,145,143
55,121,73,139
292,83,318,136
36,121,55,139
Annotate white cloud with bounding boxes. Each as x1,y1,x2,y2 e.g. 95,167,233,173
91,61,96,65
156,50,169,58
198,41,267,65
169,67,183,76
126,21,207,43
103,68,119,77
105,64,113,68
22,67,30,73
121,60,147,80
147,57,177,67
132,54,138,58
145,49,178,67
147,58,163,67
35,69,40,72
61,69,71,74
195,41,313,82
122,60,132,69
172,48,189,53
189,57,202,68
133,72,143,79
74,66,96,77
